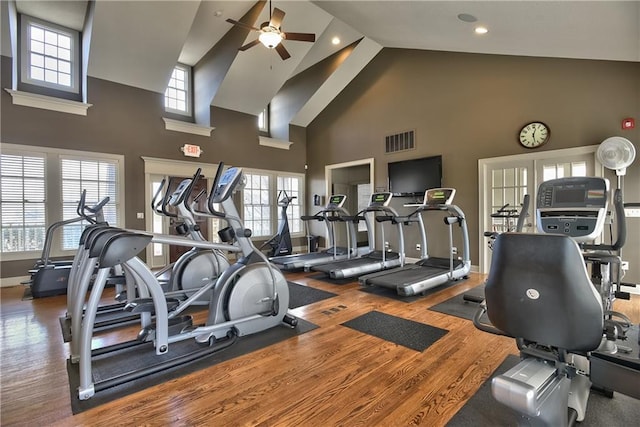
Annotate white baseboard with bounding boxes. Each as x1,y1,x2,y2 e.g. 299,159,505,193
1,275,30,288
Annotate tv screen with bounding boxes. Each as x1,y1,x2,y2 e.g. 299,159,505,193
388,155,442,197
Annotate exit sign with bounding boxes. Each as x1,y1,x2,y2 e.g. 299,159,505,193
181,144,202,158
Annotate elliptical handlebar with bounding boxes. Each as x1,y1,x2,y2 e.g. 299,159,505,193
205,162,227,218
159,177,178,218
151,178,167,215
181,168,203,213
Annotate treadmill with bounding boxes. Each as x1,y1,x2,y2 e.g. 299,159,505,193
312,192,405,279
269,194,357,271
359,188,471,296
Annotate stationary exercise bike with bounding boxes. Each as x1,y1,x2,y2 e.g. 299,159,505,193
473,175,639,426
261,190,295,257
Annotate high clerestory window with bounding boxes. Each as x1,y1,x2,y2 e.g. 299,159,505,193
258,106,270,135
164,64,192,116
20,14,81,95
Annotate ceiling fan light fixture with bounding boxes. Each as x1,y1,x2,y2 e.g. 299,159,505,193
259,29,282,49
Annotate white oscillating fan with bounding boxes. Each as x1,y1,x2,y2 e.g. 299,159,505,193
597,136,636,177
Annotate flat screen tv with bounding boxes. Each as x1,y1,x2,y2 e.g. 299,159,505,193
388,155,442,197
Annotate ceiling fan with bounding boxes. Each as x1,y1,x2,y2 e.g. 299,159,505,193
226,0,316,60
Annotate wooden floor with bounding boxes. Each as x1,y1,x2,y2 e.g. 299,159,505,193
1,272,638,427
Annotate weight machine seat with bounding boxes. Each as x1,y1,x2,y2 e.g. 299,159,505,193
485,232,604,353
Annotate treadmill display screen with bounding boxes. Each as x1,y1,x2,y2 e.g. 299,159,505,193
370,192,392,207
328,195,346,208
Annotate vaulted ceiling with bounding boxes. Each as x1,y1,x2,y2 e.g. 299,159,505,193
3,1,639,133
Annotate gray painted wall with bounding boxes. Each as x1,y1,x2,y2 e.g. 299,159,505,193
305,49,640,281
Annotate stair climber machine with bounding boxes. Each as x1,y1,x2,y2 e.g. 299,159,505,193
26,190,110,298
359,188,471,296
73,163,297,400
312,192,405,279
473,176,639,426
260,190,295,257
269,194,357,271
63,170,230,343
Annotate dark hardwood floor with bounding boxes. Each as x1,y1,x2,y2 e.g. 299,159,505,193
1,271,638,426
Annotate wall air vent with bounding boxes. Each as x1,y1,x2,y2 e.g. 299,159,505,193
385,130,415,154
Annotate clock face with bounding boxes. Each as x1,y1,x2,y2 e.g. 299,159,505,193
519,122,550,148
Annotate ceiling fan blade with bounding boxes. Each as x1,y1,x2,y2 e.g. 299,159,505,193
239,39,261,51
226,18,260,32
275,43,291,60
283,32,315,42
269,8,285,29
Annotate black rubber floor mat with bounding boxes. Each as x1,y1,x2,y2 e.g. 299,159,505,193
341,310,448,352
287,281,337,309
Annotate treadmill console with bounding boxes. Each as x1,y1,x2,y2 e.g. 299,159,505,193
212,167,243,203
423,188,456,206
536,177,609,242
327,194,347,209
370,192,393,207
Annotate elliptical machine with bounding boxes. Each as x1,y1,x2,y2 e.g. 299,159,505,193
261,190,295,257
74,163,297,400
28,190,110,298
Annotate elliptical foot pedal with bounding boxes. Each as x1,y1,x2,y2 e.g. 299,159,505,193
125,297,181,314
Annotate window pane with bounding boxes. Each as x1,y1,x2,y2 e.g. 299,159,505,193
31,26,44,41
1,153,46,252
25,18,77,92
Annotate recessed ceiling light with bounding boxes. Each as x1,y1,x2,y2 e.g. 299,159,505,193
475,26,489,35
214,10,223,17
331,36,341,45
457,13,477,23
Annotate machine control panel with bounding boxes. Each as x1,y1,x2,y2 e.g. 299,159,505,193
327,194,347,209
213,167,243,203
369,192,393,207
536,177,609,242
423,188,456,206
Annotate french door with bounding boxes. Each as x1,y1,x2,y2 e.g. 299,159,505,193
479,147,600,273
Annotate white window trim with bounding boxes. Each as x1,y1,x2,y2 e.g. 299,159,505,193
20,14,81,94
241,167,305,239
0,142,125,261
162,117,214,137
4,89,92,116
164,64,192,117
258,136,293,150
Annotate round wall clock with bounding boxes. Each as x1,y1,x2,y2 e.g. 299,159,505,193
518,122,550,149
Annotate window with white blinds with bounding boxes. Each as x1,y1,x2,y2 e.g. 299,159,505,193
0,153,46,252
0,144,124,259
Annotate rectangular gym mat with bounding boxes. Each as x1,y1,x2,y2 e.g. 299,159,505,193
67,318,317,414
447,354,640,426
341,310,448,352
360,278,463,303
287,281,338,309
428,284,486,321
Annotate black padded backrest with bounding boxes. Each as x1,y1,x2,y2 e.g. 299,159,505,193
485,233,603,352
